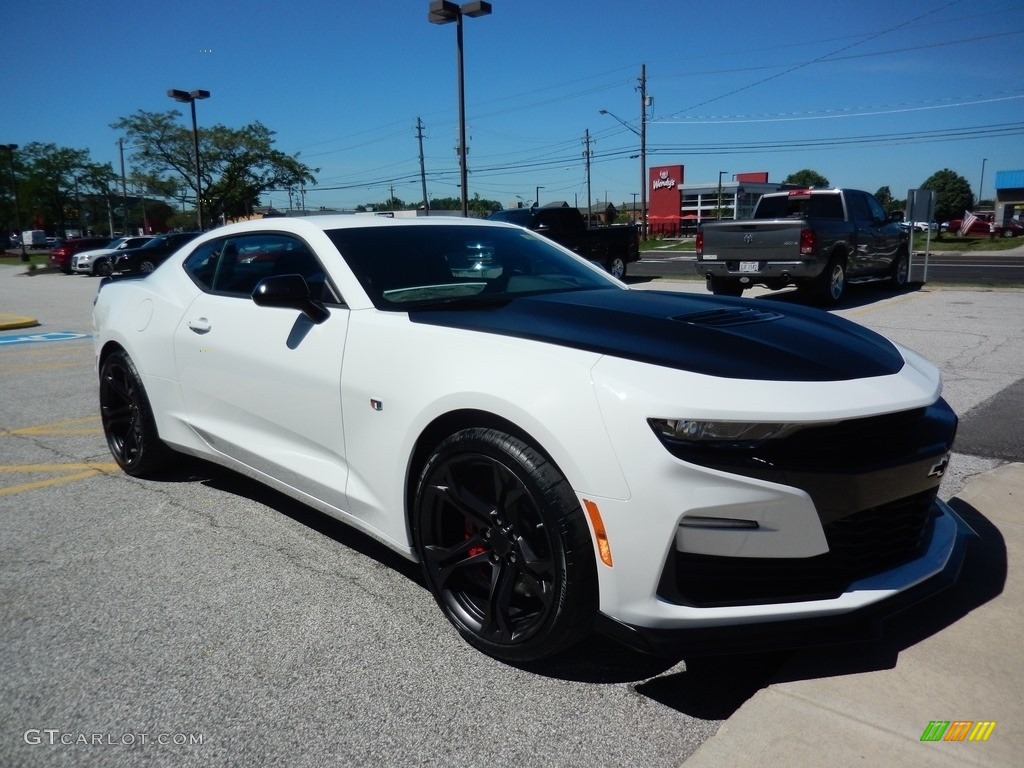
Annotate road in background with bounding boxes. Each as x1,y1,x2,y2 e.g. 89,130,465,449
634,246,1024,284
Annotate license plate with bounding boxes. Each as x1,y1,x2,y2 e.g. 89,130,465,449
739,261,759,273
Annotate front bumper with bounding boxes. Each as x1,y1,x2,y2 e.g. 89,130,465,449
584,353,960,653
596,499,974,656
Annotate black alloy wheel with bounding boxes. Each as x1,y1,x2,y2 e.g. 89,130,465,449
138,259,157,273
413,428,597,662
99,350,170,476
95,258,113,277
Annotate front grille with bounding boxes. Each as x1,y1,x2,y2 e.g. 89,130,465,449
659,490,938,607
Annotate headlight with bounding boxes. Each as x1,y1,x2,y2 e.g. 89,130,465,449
648,418,805,446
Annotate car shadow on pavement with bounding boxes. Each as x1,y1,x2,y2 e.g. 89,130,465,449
160,457,425,587
757,281,926,311
150,458,1004,722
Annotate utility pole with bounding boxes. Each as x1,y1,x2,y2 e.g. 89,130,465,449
118,139,130,235
416,117,430,214
582,129,593,221
638,63,648,237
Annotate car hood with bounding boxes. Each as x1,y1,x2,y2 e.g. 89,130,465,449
408,289,904,382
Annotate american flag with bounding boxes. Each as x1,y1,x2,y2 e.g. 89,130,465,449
958,210,979,236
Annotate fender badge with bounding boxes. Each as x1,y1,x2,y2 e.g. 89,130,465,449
370,399,383,411
928,456,950,478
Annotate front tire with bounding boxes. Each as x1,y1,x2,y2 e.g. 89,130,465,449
607,257,627,280
413,428,597,662
94,258,113,277
99,349,173,476
138,259,157,273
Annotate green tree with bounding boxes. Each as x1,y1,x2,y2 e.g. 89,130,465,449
112,110,318,224
783,169,830,188
429,196,462,211
874,186,894,210
920,169,973,224
14,142,116,237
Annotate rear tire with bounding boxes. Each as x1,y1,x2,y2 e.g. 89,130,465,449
811,256,846,306
607,257,627,280
890,250,909,290
99,349,174,476
413,428,597,662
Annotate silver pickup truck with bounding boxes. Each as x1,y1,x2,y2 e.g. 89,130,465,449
695,188,909,304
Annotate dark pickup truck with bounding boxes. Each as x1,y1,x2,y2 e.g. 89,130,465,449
695,188,909,304
488,204,639,279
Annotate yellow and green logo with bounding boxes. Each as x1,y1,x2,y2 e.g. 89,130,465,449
920,721,996,742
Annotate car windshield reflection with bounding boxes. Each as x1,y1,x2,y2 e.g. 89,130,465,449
327,224,618,310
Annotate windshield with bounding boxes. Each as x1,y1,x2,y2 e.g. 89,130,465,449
327,224,619,309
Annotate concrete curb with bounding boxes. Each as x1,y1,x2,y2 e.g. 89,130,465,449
680,462,1023,767
0,312,39,330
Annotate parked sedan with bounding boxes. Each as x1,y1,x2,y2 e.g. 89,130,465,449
112,231,201,273
71,236,153,276
93,216,971,662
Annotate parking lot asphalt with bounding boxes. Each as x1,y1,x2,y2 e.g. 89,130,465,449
2,265,1022,767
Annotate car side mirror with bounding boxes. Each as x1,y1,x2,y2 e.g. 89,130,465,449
252,274,330,324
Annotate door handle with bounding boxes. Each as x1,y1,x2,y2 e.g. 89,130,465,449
187,317,212,334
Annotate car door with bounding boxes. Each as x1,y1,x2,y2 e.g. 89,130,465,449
843,191,880,275
173,231,351,511
865,192,901,271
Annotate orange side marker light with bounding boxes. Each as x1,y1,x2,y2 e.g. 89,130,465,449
583,499,613,567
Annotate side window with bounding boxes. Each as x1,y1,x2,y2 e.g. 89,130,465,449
809,195,844,220
536,210,564,234
182,234,341,303
866,195,888,224
846,192,873,225
182,239,224,291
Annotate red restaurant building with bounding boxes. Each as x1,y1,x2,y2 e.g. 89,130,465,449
647,165,785,236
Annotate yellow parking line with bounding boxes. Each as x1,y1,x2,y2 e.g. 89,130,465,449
1,417,103,436
0,462,121,497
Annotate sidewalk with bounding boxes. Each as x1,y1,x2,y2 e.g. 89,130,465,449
681,462,1023,768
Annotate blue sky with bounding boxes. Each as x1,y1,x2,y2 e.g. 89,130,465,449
3,0,1022,211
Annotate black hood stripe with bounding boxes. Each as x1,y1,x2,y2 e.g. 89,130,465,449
408,289,904,382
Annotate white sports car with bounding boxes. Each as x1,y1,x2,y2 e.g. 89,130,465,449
93,215,972,662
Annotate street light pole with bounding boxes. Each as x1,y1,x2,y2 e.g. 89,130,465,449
429,1,491,218
978,158,987,209
600,65,651,238
639,63,647,239
717,171,728,220
535,186,544,206
1,143,27,260
168,88,211,230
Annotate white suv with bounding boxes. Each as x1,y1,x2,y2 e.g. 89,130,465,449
71,236,153,276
